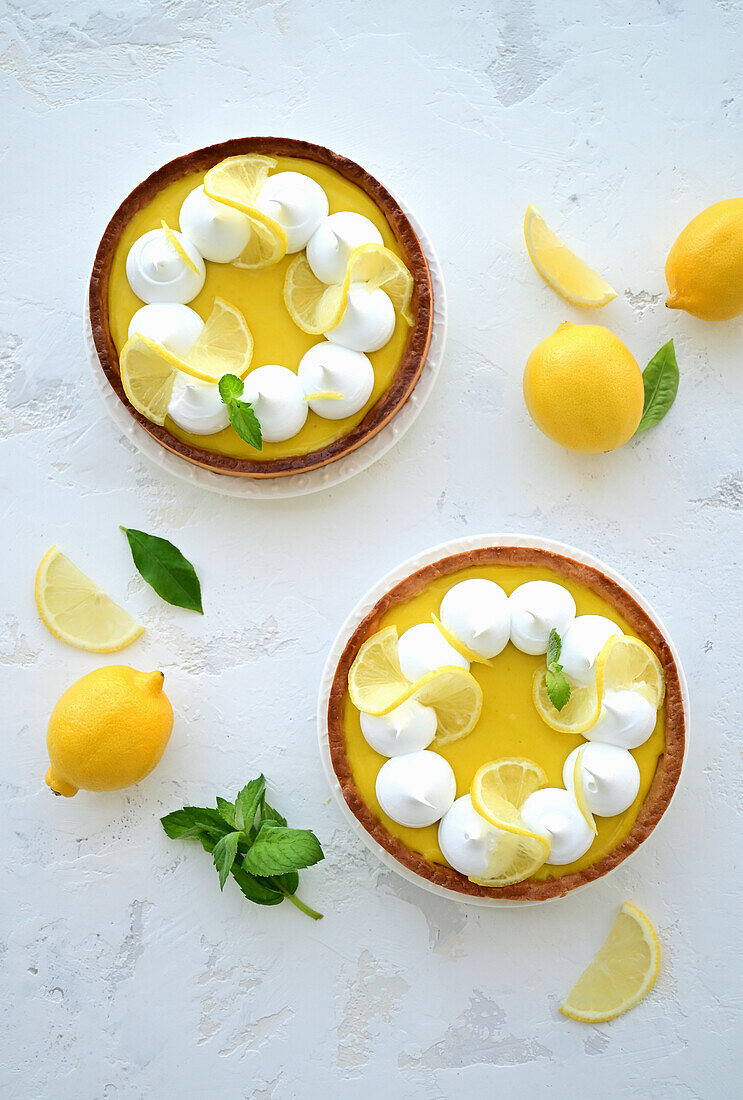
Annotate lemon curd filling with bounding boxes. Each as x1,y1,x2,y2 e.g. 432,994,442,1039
107,156,410,461
342,564,666,881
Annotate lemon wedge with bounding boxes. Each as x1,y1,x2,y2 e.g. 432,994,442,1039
430,614,492,667
596,635,665,709
532,668,601,735
572,747,598,836
524,205,617,308
413,666,483,744
35,547,143,653
469,758,551,886
284,243,414,334
203,155,287,269
348,626,410,716
560,902,661,1022
160,220,200,275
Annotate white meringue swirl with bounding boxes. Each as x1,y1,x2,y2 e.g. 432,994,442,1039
179,185,252,263
397,623,470,683
167,374,230,435
438,795,504,878
375,751,456,828
241,364,308,442
126,228,205,304
563,743,640,818
520,787,594,865
306,211,383,284
509,580,577,655
559,615,623,687
325,284,395,352
360,699,438,757
585,688,658,749
439,578,511,660
257,171,329,253
127,303,204,357
297,342,374,419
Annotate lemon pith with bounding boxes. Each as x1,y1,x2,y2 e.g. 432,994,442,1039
35,547,143,653
46,666,174,797
560,902,661,1022
665,198,743,321
524,205,616,308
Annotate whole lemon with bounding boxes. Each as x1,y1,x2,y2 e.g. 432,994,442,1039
46,665,173,797
665,198,743,321
523,322,644,453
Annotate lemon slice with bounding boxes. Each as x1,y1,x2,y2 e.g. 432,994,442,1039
283,254,347,334
572,747,598,836
560,902,661,1022
596,635,665,709
430,613,492,667
347,244,414,323
35,547,144,653
532,668,601,735
203,155,287,270
348,627,410,716
524,205,617,308
303,391,344,402
469,759,551,886
120,334,178,425
186,297,253,381
413,666,483,744
160,220,200,274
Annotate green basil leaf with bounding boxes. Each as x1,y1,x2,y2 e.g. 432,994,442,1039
218,373,244,403
227,399,263,451
546,628,561,669
260,801,287,828
121,527,203,613
212,831,241,890
231,863,285,906
161,807,231,842
545,668,571,712
636,339,679,433
216,797,236,829
243,824,324,877
235,776,266,833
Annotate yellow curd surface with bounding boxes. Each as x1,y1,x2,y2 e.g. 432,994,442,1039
108,156,410,461
342,564,666,881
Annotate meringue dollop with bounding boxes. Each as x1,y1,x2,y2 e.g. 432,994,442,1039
360,699,438,757
438,795,504,878
241,365,308,443
375,751,456,828
127,303,204,357
306,211,383,284
520,787,594,865
585,688,657,749
559,615,623,686
297,342,374,419
397,623,470,684
563,743,640,818
256,171,329,253
167,373,230,435
126,228,205,304
509,580,577,655
325,283,395,352
439,579,511,660
179,185,252,263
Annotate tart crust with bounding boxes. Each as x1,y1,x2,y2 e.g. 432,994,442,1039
89,137,433,479
327,545,685,902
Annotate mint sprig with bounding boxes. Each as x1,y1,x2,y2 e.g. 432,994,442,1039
161,775,324,919
219,374,262,450
545,628,571,711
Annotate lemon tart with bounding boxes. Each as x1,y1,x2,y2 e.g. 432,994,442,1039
324,543,686,902
89,138,433,479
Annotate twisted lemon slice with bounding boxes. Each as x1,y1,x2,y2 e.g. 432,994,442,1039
284,244,413,334
36,547,143,653
121,298,253,425
561,902,660,1022
430,613,492,667
203,155,287,269
524,205,616,308
532,671,600,735
413,666,483,745
572,746,598,837
469,758,550,886
596,636,665,708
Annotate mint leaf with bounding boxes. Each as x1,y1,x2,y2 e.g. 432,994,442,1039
213,831,241,890
244,824,324,877
260,801,287,828
216,797,236,829
219,373,263,450
121,527,203,613
235,776,266,833
546,628,561,668
232,864,285,906
636,339,679,433
161,807,231,842
545,668,571,711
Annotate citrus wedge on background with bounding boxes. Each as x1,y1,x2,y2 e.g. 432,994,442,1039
524,205,617,308
572,747,598,836
560,902,661,1022
203,155,287,269
413,666,483,744
431,613,492,666
532,668,601,735
596,635,665,709
348,627,410,716
469,758,550,886
35,547,143,653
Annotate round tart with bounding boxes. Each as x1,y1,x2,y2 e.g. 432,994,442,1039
322,539,687,903
89,137,434,479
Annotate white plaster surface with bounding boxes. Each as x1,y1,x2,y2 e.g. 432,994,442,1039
1,1,742,1097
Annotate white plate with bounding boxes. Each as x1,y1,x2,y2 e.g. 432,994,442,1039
317,533,690,907
84,197,446,499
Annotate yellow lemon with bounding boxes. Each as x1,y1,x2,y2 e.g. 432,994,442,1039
523,322,644,453
46,666,173,797
665,198,743,321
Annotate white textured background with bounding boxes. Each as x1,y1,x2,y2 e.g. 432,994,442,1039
2,1,742,1097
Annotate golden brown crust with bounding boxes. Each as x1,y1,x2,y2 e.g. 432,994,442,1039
327,545,686,902
89,137,433,478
